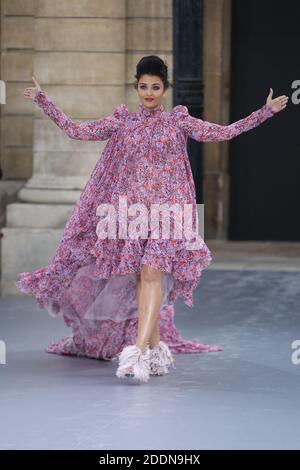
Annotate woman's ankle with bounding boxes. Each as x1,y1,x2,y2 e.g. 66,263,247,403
135,340,150,353
149,337,160,349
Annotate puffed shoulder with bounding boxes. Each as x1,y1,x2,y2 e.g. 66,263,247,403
171,104,189,118
112,103,130,120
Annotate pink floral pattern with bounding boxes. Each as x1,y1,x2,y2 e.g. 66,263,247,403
15,90,274,360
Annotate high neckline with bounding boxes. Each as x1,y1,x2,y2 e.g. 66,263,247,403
137,103,164,118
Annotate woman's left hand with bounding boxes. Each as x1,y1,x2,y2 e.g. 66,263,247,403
266,88,289,113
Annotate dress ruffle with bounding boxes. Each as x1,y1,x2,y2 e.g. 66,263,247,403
45,305,221,361
16,229,212,316
15,223,219,359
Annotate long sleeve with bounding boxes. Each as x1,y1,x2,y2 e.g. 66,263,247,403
33,90,127,141
172,103,275,142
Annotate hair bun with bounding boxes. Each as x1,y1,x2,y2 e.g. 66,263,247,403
134,55,170,90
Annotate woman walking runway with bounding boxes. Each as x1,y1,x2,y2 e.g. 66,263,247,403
17,55,288,383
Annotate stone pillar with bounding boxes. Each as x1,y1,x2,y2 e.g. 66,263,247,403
125,0,173,112
2,0,127,295
19,0,126,202
203,0,232,239
1,0,35,180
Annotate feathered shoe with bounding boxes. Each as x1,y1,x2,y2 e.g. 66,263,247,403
149,340,176,376
115,344,151,383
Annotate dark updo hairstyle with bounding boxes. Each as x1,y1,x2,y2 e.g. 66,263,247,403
134,55,170,91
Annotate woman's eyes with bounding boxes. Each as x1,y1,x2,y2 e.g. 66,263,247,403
139,85,161,90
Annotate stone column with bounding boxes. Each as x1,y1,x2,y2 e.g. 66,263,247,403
20,0,126,202
125,0,173,112
203,0,232,239
2,0,126,295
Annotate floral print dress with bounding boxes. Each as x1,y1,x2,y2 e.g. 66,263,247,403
15,90,275,360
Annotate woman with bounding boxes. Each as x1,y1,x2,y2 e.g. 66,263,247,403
18,55,288,383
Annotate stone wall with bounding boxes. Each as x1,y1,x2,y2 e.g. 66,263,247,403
0,0,174,296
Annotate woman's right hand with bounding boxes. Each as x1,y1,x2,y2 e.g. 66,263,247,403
23,76,42,100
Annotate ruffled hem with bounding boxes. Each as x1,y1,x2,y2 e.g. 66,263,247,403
15,222,217,356
15,233,213,320
44,305,222,361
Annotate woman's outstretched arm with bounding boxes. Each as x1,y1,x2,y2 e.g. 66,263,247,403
174,88,289,142
23,76,124,141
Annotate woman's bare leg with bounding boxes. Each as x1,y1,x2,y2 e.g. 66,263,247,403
136,278,160,348
135,265,163,352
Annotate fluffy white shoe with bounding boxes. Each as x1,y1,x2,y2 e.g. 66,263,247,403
116,344,151,383
149,340,176,376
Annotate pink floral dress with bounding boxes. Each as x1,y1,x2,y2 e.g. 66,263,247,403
15,90,275,360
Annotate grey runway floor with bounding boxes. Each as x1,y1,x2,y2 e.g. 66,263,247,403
0,269,300,450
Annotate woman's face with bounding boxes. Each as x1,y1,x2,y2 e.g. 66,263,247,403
136,74,165,110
